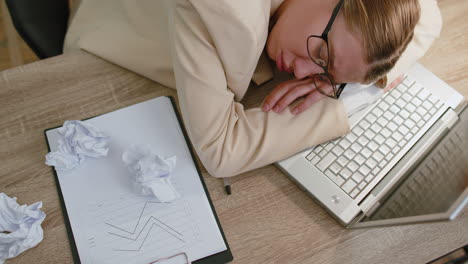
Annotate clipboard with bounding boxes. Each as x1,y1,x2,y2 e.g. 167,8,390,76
45,96,233,264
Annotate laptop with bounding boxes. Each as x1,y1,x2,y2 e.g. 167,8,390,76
275,63,468,227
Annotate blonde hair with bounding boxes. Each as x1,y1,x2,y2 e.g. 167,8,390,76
342,0,420,87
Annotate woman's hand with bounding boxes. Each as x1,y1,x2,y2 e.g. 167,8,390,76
262,78,331,115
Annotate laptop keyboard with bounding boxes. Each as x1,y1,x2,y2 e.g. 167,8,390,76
306,76,446,200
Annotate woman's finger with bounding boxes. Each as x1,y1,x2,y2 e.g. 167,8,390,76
274,82,315,113
262,78,312,112
291,89,326,115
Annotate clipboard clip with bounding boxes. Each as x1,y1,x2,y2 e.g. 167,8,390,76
149,252,191,264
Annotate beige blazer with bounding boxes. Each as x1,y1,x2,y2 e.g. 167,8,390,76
64,0,442,178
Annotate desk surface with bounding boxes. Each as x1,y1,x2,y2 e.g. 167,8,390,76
1,0,467,263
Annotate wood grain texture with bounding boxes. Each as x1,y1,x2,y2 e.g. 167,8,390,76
0,0,467,263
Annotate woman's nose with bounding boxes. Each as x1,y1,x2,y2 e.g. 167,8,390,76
293,58,324,79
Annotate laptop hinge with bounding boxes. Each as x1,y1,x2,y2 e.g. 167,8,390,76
359,194,378,214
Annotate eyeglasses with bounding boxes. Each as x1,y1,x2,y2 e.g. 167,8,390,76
306,0,346,99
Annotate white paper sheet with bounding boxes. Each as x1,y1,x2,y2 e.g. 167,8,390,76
45,97,227,264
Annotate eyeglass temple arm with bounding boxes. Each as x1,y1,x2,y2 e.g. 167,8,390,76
322,0,345,39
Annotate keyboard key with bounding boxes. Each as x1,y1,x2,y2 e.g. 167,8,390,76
423,113,432,121
429,107,437,115
383,111,395,120
398,126,409,135
311,156,320,164
372,107,383,117
351,143,363,153
365,113,378,124
417,120,426,128
337,156,349,167
410,113,422,123
364,130,376,140
358,181,367,190
362,147,372,158
404,119,415,129
366,158,378,169
306,151,315,161
370,123,382,134
380,145,391,155
346,133,357,143
384,96,395,106
394,115,404,125
379,101,390,111
351,172,364,184
330,174,345,186
358,165,371,176
406,103,416,113
355,154,366,165
342,180,356,194
350,188,359,198
339,139,351,149
354,126,364,136
416,107,427,117
340,168,353,180
404,132,413,141
391,145,401,154
399,109,410,119
389,105,400,115
316,152,337,171
330,163,342,174
368,141,379,152
386,152,395,161
364,174,375,183
358,137,369,146
412,97,422,106
422,101,432,110
325,144,333,151
347,161,359,172
395,98,406,108
314,145,324,154
319,149,328,158
385,138,398,149
377,118,389,127
387,122,398,131
332,145,345,156
375,134,385,145
344,149,356,160
360,120,371,130
402,93,412,102
381,128,392,138
373,151,384,162
391,131,404,142
392,90,402,98
411,126,419,134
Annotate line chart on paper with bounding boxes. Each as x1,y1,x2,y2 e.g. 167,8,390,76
84,194,201,264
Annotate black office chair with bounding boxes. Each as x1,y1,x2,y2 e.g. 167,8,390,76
6,0,69,59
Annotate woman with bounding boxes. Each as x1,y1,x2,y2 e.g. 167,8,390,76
64,0,442,178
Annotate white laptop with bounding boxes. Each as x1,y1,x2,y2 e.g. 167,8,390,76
275,63,468,227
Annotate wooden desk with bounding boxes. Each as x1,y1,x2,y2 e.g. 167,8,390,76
1,1,467,263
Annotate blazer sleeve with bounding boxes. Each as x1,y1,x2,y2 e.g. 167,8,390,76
170,0,350,178
386,0,443,84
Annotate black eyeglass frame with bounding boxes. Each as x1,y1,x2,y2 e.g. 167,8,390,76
306,0,347,99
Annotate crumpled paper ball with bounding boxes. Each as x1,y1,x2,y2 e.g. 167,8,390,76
0,193,46,264
122,145,180,202
45,120,110,171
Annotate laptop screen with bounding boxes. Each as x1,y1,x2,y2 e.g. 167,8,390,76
360,107,468,224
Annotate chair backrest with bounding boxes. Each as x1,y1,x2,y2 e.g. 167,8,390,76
6,0,69,59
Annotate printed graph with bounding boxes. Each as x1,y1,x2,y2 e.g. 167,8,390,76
85,194,200,264
106,201,185,251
